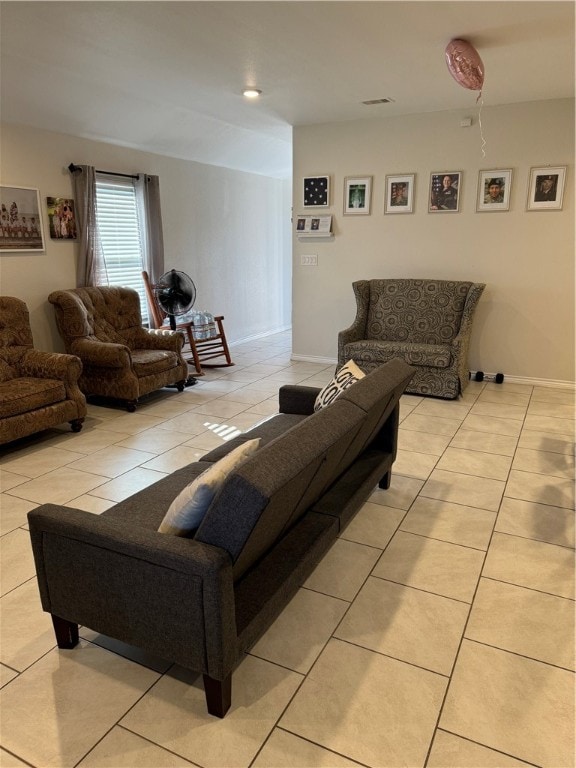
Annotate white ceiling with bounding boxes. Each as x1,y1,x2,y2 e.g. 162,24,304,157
1,1,574,178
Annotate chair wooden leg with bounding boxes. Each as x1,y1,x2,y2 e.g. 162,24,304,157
203,673,232,718
186,328,204,376
52,615,79,649
214,317,233,365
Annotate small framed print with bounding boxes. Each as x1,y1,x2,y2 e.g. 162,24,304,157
477,169,512,212
344,176,372,215
0,185,45,252
429,172,461,212
385,174,415,214
303,175,330,207
527,166,566,210
47,197,78,239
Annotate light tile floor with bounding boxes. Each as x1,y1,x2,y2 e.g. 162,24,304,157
0,330,574,768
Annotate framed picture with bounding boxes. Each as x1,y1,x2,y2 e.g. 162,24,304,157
429,172,461,213
0,185,45,252
344,176,372,215
303,175,330,207
477,169,512,212
527,166,566,210
46,197,78,239
385,174,415,214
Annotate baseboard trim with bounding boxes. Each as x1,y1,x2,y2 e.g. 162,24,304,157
496,375,575,391
290,354,337,366
290,354,575,391
229,325,292,347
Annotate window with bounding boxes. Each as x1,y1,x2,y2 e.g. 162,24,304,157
95,174,149,324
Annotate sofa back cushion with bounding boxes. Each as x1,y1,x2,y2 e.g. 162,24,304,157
366,279,472,345
195,398,367,580
49,287,145,348
338,358,415,460
0,296,34,369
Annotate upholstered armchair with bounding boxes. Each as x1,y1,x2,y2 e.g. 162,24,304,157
0,296,86,444
338,278,485,399
48,287,189,411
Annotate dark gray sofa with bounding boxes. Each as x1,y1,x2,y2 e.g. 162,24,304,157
28,358,415,718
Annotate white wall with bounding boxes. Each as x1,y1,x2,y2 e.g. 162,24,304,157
0,123,292,353
292,99,575,385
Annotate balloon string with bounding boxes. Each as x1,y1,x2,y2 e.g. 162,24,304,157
477,92,486,158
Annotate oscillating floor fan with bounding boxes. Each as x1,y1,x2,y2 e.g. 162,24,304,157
155,269,198,386
155,269,197,329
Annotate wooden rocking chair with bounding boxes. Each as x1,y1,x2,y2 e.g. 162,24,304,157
142,271,234,377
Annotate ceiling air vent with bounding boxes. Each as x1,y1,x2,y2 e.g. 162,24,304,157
362,98,395,105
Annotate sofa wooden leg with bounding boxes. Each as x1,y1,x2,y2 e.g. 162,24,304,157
52,615,79,649
70,418,84,433
203,673,232,718
378,471,391,490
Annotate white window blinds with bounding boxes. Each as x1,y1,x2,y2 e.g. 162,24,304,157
95,174,149,324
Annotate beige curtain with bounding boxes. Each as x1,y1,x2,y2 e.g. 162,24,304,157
69,164,106,287
137,174,165,283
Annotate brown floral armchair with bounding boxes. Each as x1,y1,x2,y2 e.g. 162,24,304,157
48,287,189,411
0,296,86,445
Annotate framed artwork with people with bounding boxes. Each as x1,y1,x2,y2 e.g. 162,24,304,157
46,197,77,239
527,166,566,211
0,185,45,252
477,169,512,212
385,174,415,214
429,172,461,213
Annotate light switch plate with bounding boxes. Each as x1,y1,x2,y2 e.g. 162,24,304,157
301,254,318,266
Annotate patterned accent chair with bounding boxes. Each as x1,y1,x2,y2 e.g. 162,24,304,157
338,279,485,399
48,287,189,411
0,296,86,445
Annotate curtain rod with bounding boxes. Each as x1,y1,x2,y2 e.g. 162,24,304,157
68,163,139,180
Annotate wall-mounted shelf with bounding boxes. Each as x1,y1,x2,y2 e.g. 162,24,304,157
295,214,333,239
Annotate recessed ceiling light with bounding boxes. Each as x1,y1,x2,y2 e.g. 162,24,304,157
243,88,262,99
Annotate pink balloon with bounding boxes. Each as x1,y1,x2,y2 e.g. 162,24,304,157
445,39,484,91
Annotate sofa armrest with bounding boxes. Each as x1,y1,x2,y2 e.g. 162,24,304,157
28,505,238,678
70,337,132,368
457,283,486,341
20,350,82,383
451,283,486,386
278,384,320,415
133,327,184,353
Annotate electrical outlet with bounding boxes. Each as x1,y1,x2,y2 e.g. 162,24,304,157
301,254,318,266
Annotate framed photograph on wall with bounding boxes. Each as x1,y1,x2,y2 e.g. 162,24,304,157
476,169,512,212
303,175,330,207
0,185,45,252
343,176,372,215
385,174,415,214
527,166,566,210
46,197,78,239
429,171,461,212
